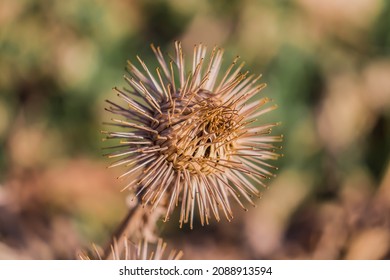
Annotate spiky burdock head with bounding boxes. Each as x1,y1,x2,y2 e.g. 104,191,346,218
104,42,282,228
79,238,183,260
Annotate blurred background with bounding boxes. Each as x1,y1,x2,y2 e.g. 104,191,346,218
1,0,390,259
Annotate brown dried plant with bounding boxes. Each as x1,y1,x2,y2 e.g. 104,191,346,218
98,41,282,258
80,238,183,260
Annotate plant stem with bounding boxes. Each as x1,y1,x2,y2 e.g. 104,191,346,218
102,202,140,260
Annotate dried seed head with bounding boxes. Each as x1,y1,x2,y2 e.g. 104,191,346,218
104,42,282,228
79,238,182,260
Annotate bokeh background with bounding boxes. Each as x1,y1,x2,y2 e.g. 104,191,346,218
1,0,390,259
